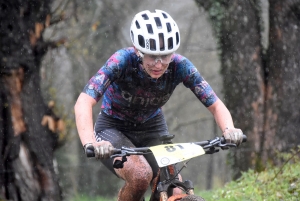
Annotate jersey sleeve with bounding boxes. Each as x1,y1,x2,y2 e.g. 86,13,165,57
176,56,218,107
82,49,127,102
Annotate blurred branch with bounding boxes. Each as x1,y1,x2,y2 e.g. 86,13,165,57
271,148,300,181
50,0,73,25
51,0,71,16
45,38,68,50
50,12,66,25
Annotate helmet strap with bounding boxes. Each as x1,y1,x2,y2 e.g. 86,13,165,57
137,50,144,64
137,55,143,64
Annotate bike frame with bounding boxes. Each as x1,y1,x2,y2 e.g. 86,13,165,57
149,135,195,201
86,134,247,201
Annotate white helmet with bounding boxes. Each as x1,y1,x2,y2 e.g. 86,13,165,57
130,9,180,55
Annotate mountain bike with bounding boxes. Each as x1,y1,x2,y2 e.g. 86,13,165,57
86,134,247,201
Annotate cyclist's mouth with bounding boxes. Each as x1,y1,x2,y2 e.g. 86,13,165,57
144,64,166,78
151,69,162,75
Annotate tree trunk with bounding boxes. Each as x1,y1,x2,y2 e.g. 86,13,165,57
264,0,300,161
0,0,61,200
195,0,300,178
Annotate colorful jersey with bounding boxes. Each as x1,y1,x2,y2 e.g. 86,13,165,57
83,47,218,123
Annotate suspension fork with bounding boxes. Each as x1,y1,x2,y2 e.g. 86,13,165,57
158,165,196,199
150,165,174,201
156,164,179,201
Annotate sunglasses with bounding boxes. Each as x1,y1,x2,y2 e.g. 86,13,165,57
138,51,173,65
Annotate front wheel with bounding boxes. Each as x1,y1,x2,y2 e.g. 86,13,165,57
180,195,205,201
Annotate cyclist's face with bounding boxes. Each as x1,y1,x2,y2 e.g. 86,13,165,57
140,52,173,79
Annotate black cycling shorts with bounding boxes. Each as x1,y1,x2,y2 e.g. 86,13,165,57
94,111,169,178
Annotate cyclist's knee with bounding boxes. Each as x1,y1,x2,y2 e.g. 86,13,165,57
115,155,153,189
127,165,152,190
131,167,152,190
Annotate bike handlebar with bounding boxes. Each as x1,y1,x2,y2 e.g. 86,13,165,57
195,134,247,146
85,135,247,158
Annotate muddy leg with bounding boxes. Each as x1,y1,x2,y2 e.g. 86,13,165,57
115,155,152,201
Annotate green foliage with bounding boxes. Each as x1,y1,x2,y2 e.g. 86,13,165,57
198,148,300,201
71,149,300,201
208,1,224,33
206,1,225,56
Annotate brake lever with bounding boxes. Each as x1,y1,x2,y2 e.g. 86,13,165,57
122,147,136,152
218,143,237,148
218,142,237,150
203,137,237,150
111,148,148,168
203,137,222,149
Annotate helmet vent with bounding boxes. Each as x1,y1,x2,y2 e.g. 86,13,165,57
131,31,134,42
150,39,156,50
154,17,162,29
138,35,145,48
168,37,173,50
176,32,179,45
159,33,165,50
142,14,149,20
146,24,153,34
162,12,168,19
166,23,172,32
135,21,140,29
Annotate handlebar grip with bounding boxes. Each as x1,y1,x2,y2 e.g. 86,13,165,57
221,134,247,144
112,148,121,155
242,135,247,142
86,147,121,158
86,146,95,157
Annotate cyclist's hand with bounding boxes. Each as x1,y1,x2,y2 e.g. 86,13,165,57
223,128,243,146
93,141,114,159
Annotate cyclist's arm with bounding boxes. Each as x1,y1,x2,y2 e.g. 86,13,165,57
74,92,97,146
74,49,129,147
207,98,235,132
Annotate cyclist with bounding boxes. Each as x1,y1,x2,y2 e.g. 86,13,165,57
74,9,244,201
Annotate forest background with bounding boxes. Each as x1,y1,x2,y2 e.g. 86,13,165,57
0,0,299,200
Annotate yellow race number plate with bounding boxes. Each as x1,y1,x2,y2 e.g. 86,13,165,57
149,143,205,167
